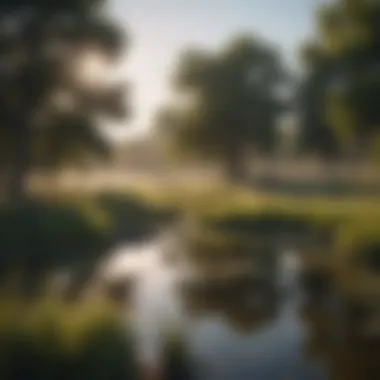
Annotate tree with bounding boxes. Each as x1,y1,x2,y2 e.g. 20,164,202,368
297,42,340,159
0,0,128,200
298,0,380,160
155,34,287,182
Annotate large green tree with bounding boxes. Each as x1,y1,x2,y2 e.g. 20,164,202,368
155,34,288,181
0,0,128,199
299,0,380,159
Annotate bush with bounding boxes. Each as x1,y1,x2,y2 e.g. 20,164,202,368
0,199,112,281
0,292,137,380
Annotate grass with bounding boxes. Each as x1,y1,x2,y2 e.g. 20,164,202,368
32,177,380,222
24,182,380,271
0,278,194,380
0,288,137,380
114,184,380,230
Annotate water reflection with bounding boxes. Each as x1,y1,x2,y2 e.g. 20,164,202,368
182,280,380,380
183,280,327,380
300,303,380,380
182,279,279,333
109,238,380,380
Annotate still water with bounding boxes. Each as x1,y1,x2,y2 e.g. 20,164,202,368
120,243,380,380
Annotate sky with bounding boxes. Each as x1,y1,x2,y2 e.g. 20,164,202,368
108,0,320,140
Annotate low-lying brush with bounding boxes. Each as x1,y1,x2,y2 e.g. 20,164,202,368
0,199,112,281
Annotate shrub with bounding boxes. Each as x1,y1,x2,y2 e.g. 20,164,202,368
0,199,112,286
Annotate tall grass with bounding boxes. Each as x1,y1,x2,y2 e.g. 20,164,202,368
0,290,137,380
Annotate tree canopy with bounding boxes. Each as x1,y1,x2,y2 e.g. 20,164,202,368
0,0,128,198
298,0,380,159
155,34,288,180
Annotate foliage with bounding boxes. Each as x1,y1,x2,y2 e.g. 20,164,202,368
297,42,341,158
0,0,128,198
0,198,113,283
299,0,380,158
155,34,287,180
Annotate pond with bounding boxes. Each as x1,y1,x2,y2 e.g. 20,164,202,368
113,240,380,380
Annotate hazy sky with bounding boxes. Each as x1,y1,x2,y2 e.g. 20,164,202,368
109,0,319,139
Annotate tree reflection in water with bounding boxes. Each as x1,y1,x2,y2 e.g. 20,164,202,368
300,303,380,380
182,277,279,334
